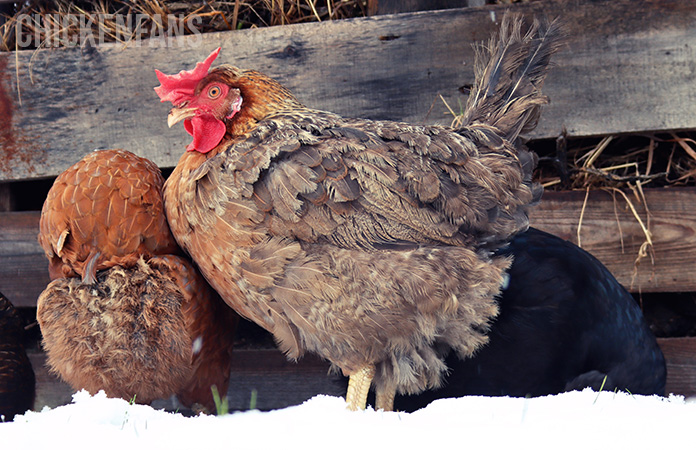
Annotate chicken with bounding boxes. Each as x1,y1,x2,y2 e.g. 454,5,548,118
38,149,179,284
156,15,562,411
392,228,667,411
0,291,35,421
37,149,237,411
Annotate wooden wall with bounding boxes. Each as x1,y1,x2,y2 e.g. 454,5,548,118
2,0,696,181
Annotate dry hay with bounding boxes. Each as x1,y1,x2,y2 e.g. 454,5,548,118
445,90,696,284
531,131,696,288
0,0,538,51
0,0,368,51
532,131,696,192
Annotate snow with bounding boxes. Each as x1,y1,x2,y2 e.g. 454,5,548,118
2,389,693,449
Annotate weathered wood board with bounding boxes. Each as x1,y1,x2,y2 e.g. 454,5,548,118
29,337,696,412
2,0,696,181
529,187,696,294
4,188,694,308
29,348,345,413
659,338,696,399
370,0,482,15
0,211,50,307
4,0,695,419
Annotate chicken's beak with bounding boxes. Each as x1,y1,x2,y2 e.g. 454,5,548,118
167,107,196,128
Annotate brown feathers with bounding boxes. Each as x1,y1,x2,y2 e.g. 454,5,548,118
38,149,179,284
162,14,562,407
38,256,236,411
37,150,237,411
38,259,194,404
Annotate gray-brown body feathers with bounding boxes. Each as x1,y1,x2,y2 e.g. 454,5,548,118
164,14,561,397
37,256,236,410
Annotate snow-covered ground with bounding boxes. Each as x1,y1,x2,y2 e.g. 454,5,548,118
1,389,693,449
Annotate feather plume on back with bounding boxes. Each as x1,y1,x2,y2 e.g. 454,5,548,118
448,14,564,247
462,14,564,141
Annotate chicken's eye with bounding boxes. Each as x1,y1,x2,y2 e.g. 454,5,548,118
207,85,222,99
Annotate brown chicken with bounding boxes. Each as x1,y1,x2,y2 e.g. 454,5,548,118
156,15,562,411
0,292,35,421
37,149,237,411
38,149,179,284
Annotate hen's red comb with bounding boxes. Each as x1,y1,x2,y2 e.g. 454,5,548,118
154,47,221,105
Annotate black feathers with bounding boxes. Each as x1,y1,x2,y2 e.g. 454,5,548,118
0,292,35,421
393,228,666,412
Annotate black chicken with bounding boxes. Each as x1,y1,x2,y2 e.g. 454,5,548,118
0,292,35,421
393,228,666,412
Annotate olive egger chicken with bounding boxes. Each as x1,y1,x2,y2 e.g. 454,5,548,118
156,15,563,411
37,149,237,411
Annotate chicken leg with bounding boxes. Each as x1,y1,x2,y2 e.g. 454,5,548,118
375,385,396,412
345,366,375,411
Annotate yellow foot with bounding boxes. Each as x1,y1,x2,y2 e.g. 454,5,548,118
345,366,375,411
375,385,396,412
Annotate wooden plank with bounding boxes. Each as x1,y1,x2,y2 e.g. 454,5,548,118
0,183,11,211
369,0,477,15
29,348,340,412
2,0,696,181
28,350,74,411
212,349,341,412
27,337,696,412
529,188,696,294
0,211,50,307
657,337,696,398
4,186,696,307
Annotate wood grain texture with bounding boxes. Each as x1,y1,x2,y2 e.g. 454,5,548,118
4,187,696,307
1,0,696,181
659,337,696,398
0,211,50,308
370,0,477,14
0,184,11,211
530,187,696,294
28,348,341,412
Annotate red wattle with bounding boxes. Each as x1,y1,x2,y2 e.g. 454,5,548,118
183,116,226,153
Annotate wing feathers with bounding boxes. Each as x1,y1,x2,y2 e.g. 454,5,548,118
192,14,561,251
222,114,525,248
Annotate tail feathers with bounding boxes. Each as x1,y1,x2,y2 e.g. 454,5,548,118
462,13,564,142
